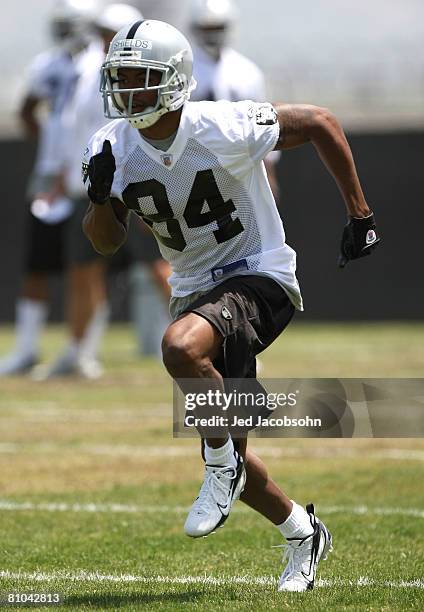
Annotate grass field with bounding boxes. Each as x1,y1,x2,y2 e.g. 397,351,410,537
0,322,423,610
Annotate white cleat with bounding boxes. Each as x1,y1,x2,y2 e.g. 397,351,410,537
32,354,103,381
184,453,246,538
0,352,39,377
278,503,333,592
77,357,104,380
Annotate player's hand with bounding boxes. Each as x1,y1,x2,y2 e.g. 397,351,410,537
87,140,116,205
338,212,380,268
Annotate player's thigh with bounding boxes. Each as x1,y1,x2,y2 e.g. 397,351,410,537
176,275,295,378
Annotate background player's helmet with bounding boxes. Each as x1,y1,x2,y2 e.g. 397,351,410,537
50,0,99,53
190,0,236,58
94,4,143,35
101,20,196,129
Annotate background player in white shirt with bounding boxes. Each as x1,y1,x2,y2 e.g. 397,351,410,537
35,3,144,380
190,0,281,203
0,0,99,377
83,20,380,592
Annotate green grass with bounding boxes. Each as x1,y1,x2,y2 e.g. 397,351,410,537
0,323,423,610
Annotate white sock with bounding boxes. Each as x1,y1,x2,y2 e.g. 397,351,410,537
277,500,314,540
79,302,110,361
15,299,48,357
204,436,237,468
63,340,80,361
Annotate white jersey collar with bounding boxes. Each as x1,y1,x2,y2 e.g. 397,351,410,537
133,103,193,170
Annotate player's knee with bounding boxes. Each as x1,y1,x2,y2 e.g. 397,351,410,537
162,330,202,376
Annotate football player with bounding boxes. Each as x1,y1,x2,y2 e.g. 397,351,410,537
190,0,281,203
0,0,100,377
36,3,144,380
83,20,380,591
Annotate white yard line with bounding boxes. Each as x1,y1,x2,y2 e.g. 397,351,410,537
0,500,422,519
0,443,424,461
0,405,171,423
0,570,422,589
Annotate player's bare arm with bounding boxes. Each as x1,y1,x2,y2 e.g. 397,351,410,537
83,197,129,256
19,94,41,140
273,103,380,266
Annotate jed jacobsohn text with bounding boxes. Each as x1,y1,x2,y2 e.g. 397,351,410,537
184,414,322,428
184,389,299,411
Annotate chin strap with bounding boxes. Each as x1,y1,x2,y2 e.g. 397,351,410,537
128,105,168,129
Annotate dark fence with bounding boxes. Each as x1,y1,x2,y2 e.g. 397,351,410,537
277,130,423,320
0,131,422,322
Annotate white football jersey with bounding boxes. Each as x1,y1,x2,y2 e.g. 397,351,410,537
62,40,108,196
191,46,266,103
84,100,303,310
25,49,79,175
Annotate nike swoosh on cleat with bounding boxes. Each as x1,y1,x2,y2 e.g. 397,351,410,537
216,461,243,513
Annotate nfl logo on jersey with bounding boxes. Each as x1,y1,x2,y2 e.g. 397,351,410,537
160,154,173,167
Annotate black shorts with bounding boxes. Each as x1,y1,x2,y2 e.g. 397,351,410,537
25,198,101,273
25,214,68,273
181,274,295,379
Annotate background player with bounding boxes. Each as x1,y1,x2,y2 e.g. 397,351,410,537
82,20,379,591
0,0,100,377
35,2,144,379
190,0,281,203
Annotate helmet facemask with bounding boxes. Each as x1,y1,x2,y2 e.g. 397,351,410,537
101,52,195,129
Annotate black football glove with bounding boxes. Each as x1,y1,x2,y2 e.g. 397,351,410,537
338,212,380,268
87,140,116,205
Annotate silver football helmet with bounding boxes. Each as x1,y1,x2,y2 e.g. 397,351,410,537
190,0,236,57
50,0,99,52
101,20,196,129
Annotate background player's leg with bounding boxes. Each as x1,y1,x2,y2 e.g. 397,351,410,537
68,260,109,378
50,260,108,379
68,261,107,342
0,274,48,376
38,198,109,379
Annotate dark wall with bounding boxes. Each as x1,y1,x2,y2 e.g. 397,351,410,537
0,131,422,322
277,131,423,319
